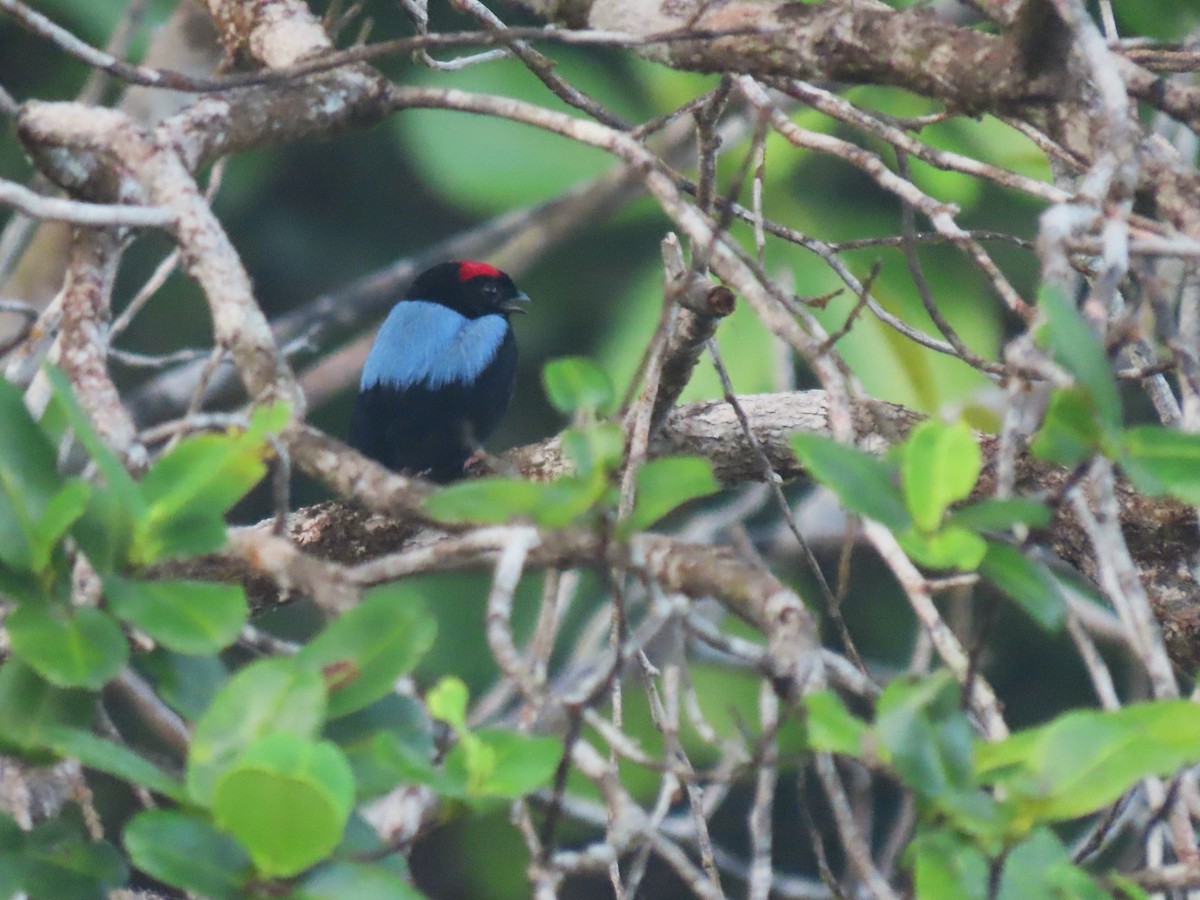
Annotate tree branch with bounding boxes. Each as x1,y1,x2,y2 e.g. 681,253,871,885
521,0,1071,112
223,391,1200,679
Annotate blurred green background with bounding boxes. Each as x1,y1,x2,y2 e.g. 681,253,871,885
2,0,1198,896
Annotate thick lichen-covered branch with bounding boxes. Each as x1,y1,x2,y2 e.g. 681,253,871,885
225,391,1200,675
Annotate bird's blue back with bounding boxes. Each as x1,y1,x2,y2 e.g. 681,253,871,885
359,300,510,392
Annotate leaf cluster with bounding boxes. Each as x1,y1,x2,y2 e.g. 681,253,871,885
806,674,1192,898
0,372,567,898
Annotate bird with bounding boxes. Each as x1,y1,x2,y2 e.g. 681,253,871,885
349,260,529,481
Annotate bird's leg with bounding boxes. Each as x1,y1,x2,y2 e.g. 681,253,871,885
462,448,491,476
462,424,510,477
464,449,522,478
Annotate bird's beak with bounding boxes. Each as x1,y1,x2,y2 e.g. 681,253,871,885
500,292,531,315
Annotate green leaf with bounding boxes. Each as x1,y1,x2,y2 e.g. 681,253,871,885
333,814,413,869
529,474,613,528
1108,874,1152,900
969,724,1038,780
0,812,26,899
187,658,327,805
0,660,93,755
1030,387,1104,467
28,480,90,575
876,673,974,799
69,484,135,575
213,734,355,878
424,477,549,525
0,378,58,489
132,404,285,562
136,404,284,522
124,810,252,899
133,428,273,564
1037,285,1121,429
897,525,987,571
803,690,868,756
946,498,1051,532
1121,425,1200,503
0,376,62,572
343,738,422,799
425,473,608,529
138,434,265,516
105,577,248,655
45,367,142,573
297,583,437,719
426,677,469,733
139,511,229,561
24,830,127,900
997,828,1108,900
561,423,624,475
328,695,436,798
620,456,720,536
42,726,185,801
791,433,910,530
133,649,227,721
45,366,142,519
910,831,988,900
453,729,562,799
443,732,496,797
0,559,48,605
979,541,1065,631
542,357,615,416
290,862,425,900
351,730,452,797
901,420,981,532
7,605,128,690
35,382,69,444
15,814,126,900
977,700,1200,825
248,400,293,435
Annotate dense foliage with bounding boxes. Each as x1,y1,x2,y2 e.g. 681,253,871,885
4,0,1200,898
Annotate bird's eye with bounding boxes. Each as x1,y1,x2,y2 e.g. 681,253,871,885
483,282,499,297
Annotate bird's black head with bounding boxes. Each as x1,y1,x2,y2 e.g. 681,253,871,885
404,261,529,320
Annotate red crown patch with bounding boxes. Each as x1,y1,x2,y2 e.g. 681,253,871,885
457,260,503,281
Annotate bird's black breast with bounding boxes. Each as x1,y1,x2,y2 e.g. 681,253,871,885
349,328,517,481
